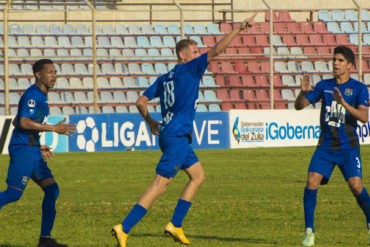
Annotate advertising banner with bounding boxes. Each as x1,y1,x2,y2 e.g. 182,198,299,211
229,109,321,148
230,109,370,148
0,115,68,154
68,112,229,152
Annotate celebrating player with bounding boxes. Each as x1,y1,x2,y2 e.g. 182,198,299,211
295,46,370,246
0,59,76,247
111,14,257,247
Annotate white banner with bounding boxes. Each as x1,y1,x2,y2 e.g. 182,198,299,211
230,109,321,148
230,109,370,148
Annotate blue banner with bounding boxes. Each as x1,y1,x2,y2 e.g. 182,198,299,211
68,112,229,152
41,115,68,153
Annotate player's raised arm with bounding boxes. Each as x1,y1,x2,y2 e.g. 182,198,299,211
19,117,76,137
207,13,257,62
136,95,160,135
295,75,312,110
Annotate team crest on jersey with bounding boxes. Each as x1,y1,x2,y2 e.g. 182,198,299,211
344,88,353,96
22,176,29,185
28,99,35,108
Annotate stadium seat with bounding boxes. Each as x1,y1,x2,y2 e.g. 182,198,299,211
265,10,278,22
341,22,355,33
322,34,337,46
221,103,233,111
140,63,154,75
282,35,296,46
154,24,168,34
274,23,289,34
194,23,207,34
9,23,21,34
166,23,180,35
353,22,368,33
336,34,350,45
162,36,176,48
309,34,323,46
234,61,247,73
300,23,315,34
45,36,57,47
116,24,128,34
313,22,328,33
278,11,293,22
241,75,255,87
287,22,300,34
207,23,222,34
220,23,232,33
274,62,288,73
296,35,310,46
116,106,128,113
141,23,155,34
243,89,256,101
124,37,137,48
17,48,29,57
113,92,126,103
255,36,269,46
97,78,110,88
327,22,342,33
247,61,260,73
50,107,62,115
123,77,136,88
102,23,114,34
124,89,139,102
70,48,82,57
57,49,69,57
196,104,208,112
208,104,221,112
31,36,44,47
315,61,330,73
62,24,74,34
128,63,141,74
100,92,114,103
345,10,358,21
301,61,315,73
332,10,345,22
35,24,49,34
255,75,269,87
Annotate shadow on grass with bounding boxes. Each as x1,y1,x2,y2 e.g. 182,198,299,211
0,245,29,247
131,233,278,244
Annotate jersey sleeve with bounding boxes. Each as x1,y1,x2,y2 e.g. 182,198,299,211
143,77,160,100
18,93,38,118
357,83,369,107
305,81,323,104
185,53,209,78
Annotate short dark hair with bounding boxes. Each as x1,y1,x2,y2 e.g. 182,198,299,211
334,46,355,66
32,59,54,75
175,39,198,59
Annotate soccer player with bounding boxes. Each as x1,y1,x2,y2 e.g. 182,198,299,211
295,46,370,246
0,59,76,247
111,14,257,247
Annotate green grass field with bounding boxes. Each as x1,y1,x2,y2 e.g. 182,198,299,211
0,146,369,247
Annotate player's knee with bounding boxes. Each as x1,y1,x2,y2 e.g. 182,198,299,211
348,181,362,195
306,175,321,189
43,183,60,200
192,172,205,186
5,187,23,203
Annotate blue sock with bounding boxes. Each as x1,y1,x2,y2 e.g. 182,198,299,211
171,199,192,228
304,187,317,232
41,183,59,237
121,204,147,234
355,187,370,225
0,187,23,209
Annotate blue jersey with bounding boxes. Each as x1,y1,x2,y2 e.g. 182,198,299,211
9,84,49,146
144,53,209,137
305,77,369,150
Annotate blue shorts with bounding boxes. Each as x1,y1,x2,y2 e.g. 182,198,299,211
308,148,362,185
6,145,54,190
156,136,199,178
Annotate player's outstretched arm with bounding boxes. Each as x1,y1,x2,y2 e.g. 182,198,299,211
207,13,257,62
295,75,312,110
19,117,76,137
136,95,161,135
332,87,369,123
